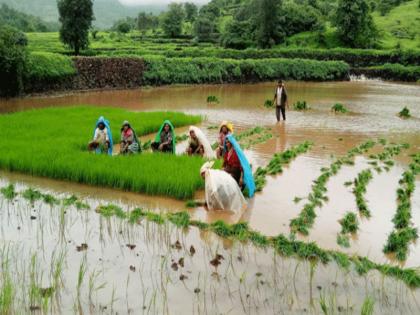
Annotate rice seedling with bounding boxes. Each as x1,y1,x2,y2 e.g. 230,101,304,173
337,233,350,248
0,106,203,199
175,134,188,142
383,153,420,261
206,95,219,104
290,140,376,235
352,169,373,217
263,99,274,108
293,101,309,111
42,193,60,206
15,185,420,290
339,212,358,234
0,184,17,201
398,106,411,118
361,296,375,315
331,103,348,113
185,200,199,208
22,188,42,205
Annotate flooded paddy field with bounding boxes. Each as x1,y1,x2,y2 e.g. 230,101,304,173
0,79,420,313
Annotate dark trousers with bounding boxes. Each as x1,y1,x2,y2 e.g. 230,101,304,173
276,106,286,121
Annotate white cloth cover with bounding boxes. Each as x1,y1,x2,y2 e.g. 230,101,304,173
190,126,216,160
201,162,247,213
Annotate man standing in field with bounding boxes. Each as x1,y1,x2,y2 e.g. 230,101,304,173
273,80,289,122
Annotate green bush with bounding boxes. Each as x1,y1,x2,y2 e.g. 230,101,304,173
0,26,27,97
0,107,203,199
142,56,349,84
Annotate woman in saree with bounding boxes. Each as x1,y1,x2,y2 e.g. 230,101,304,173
120,121,140,154
216,121,233,158
151,120,176,153
223,134,255,197
186,126,216,159
88,116,113,155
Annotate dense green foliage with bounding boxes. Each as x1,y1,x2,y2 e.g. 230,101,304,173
142,56,349,85
334,0,378,48
0,26,27,97
58,0,94,55
25,52,76,82
162,3,185,38
0,107,203,199
0,4,58,32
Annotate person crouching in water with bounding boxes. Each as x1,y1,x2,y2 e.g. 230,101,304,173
200,161,247,213
223,134,255,197
151,120,175,153
88,116,113,155
120,121,140,154
186,126,216,159
216,121,233,158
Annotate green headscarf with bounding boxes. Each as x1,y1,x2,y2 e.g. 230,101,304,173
155,120,176,152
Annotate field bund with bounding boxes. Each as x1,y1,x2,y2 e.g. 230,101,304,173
0,106,203,199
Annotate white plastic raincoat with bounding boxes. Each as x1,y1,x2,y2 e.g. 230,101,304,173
200,162,247,213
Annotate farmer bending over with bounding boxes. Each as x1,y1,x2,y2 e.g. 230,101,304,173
200,161,246,213
223,135,255,197
88,116,113,155
151,120,175,153
186,126,216,159
120,121,140,154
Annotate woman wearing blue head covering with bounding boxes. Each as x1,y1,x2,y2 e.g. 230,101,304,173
88,116,113,155
223,134,255,198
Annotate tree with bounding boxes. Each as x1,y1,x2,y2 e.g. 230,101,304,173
221,19,254,49
0,26,27,97
334,0,378,48
255,0,283,48
194,16,218,42
161,3,185,38
184,2,198,22
57,0,94,55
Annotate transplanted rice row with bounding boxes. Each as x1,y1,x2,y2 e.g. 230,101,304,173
254,141,313,192
0,106,203,199
3,184,420,290
383,153,420,261
290,140,376,235
351,142,409,217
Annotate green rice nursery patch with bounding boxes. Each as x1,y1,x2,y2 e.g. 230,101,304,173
0,106,203,199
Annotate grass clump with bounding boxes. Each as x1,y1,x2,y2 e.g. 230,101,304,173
331,103,348,113
0,106,203,199
290,140,376,235
293,100,309,111
383,153,420,261
398,106,411,118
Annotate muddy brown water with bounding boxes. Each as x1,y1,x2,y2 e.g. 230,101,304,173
1,80,420,271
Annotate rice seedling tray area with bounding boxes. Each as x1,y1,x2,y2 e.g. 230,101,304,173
0,106,203,199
